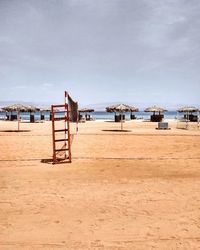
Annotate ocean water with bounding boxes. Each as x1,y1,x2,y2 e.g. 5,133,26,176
92,111,178,120
0,111,179,121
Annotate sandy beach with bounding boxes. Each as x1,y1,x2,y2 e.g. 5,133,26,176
0,119,200,249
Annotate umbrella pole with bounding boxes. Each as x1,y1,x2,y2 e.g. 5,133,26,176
76,110,79,134
17,111,20,131
121,112,123,130
186,111,189,129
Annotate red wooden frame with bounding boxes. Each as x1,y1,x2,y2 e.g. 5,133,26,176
51,91,71,164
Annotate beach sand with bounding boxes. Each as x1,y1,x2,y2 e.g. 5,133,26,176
0,119,200,249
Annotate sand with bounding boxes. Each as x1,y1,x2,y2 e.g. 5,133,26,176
0,119,200,249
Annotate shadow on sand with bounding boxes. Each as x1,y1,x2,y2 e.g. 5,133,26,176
41,158,53,164
102,129,132,132
0,130,31,132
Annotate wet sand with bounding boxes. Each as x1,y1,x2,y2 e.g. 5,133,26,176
0,120,200,249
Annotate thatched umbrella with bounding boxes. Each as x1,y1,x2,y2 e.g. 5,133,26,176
79,108,94,121
177,106,199,126
107,104,139,120
144,106,167,113
3,104,28,112
25,105,40,112
106,104,135,112
79,108,94,113
144,106,167,122
177,106,199,113
2,104,29,130
106,104,133,130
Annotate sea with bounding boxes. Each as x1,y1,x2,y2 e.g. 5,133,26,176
0,111,179,121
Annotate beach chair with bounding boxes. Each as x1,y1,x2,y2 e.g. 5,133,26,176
156,122,170,130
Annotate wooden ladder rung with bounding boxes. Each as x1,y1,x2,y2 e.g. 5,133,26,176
55,148,69,152
54,117,67,121
54,129,68,132
55,138,68,142
52,104,66,108
55,157,69,160
53,158,70,164
53,111,67,113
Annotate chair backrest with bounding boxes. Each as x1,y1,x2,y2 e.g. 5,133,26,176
158,122,168,129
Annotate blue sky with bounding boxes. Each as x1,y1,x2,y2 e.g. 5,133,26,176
0,0,200,108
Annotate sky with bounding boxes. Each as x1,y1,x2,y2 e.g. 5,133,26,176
0,0,200,108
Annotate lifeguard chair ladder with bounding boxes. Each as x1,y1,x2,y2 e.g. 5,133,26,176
51,91,71,164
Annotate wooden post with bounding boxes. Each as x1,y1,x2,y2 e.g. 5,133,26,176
186,111,189,129
51,105,56,163
121,112,123,130
17,111,20,131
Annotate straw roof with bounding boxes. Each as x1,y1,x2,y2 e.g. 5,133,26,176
144,106,167,112
26,105,40,112
106,104,137,113
2,104,40,112
79,108,94,113
129,106,139,112
39,107,51,112
3,104,29,112
177,106,199,113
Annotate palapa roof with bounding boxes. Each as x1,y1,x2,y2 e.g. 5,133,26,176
26,105,40,112
2,104,40,112
177,106,199,113
39,107,51,112
79,108,94,113
129,106,139,112
106,104,138,113
3,104,28,112
144,106,167,113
